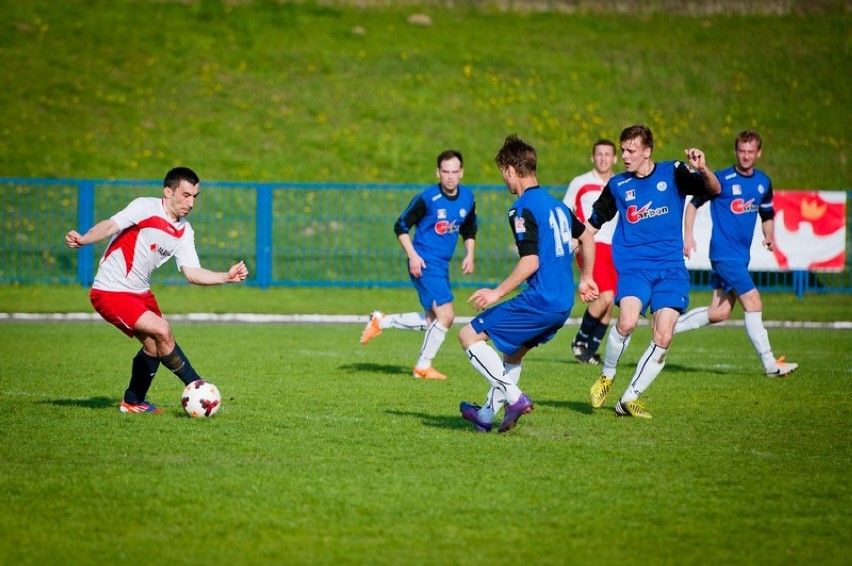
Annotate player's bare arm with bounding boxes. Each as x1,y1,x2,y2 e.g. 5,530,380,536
461,238,475,275
396,232,426,277
682,202,699,258
467,254,538,312
575,229,599,303
182,260,249,285
65,218,120,248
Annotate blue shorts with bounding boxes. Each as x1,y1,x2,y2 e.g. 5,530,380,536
410,269,453,311
470,294,570,356
615,267,690,315
710,259,756,296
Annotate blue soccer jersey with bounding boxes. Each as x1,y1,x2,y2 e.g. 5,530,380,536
589,160,713,272
693,166,775,263
509,186,585,312
394,184,477,271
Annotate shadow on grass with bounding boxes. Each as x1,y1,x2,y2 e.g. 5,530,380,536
385,409,473,431
37,396,115,410
339,362,409,376
535,398,595,415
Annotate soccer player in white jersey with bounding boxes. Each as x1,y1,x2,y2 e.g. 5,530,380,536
563,139,619,364
585,125,721,418
675,130,798,377
66,167,249,413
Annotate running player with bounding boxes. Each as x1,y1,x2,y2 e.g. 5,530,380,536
459,134,598,433
563,139,619,364
675,130,798,377
586,125,721,418
65,167,249,413
360,150,477,381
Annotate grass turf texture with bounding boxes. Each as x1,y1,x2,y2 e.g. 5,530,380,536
1,317,849,564
0,1,848,189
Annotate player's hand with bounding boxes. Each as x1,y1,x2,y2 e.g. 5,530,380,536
408,255,426,278
578,277,599,303
683,236,697,259
763,237,776,252
226,260,249,283
66,230,84,248
684,148,707,171
461,255,474,275
467,288,500,312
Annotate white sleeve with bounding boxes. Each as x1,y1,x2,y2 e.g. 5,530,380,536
110,198,149,230
174,223,201,270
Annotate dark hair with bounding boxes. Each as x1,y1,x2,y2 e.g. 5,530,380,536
592,139,616,154
163,167,199,189
437,149,463,168
620,125,654,151
736,130,762,150
494,134,537,177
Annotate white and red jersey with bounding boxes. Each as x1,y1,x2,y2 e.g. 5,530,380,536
563,170,618,245
92,197,200,293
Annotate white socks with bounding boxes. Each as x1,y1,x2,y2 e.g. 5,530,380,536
383,312,428,331
602,327,632,379
621,342,668,403
465,342,522,406
674,306,710,333
744,311,776,371
415,321,448,369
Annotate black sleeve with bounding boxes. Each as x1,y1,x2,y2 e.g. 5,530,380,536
569,208,586,239
510,209,539,257
675,161,714,196
460,202,477,240
759,183,776,222
393,196,427,236
588,184,618,229
690,195,710,209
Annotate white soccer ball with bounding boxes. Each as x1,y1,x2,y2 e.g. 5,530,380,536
181,380,222,418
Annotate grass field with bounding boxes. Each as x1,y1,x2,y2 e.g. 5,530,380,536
0,286,850,564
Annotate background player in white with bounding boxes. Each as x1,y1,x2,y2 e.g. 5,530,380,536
563,139,618,364
586,125,721,418
675,130,798,377
360,150,476,381
65,167,249,413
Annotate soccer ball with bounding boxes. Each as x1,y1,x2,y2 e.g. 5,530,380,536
181,380,222,418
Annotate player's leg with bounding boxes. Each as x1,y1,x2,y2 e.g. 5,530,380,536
739,288,798,376
413,302,452,379
125,336,161,405
134,311,201,386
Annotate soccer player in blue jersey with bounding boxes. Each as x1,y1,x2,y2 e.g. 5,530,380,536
360,150,477,380
675,130,798,377
586,124,721,418
458,135,598,433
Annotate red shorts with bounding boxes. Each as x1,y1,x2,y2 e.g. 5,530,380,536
577,242,617,294
90,289,162,338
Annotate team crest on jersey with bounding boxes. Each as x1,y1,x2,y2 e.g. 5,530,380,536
758,184,765,194
459,208,467,217
625,190,635,201
514,217,526,233
732,184,742,195
437,209,447,219
656,181,667,192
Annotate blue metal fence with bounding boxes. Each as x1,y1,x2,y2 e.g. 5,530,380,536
1,178,849,298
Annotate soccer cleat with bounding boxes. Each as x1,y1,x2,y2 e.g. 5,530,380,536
589,375,613,409
412,366,447,380
460,401,493,433
766,356,799,378
615,399,652,419
572,341,601,365
497,393,534,433
119,399,163,414
360,311,384,345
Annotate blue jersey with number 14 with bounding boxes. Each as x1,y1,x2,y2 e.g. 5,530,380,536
509,187,585,313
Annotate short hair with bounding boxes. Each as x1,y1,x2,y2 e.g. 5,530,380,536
620,125,654,151
163,167,199,189
494,134,537,177
437,149,463,168
736,130,762,150
592,139,617,154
